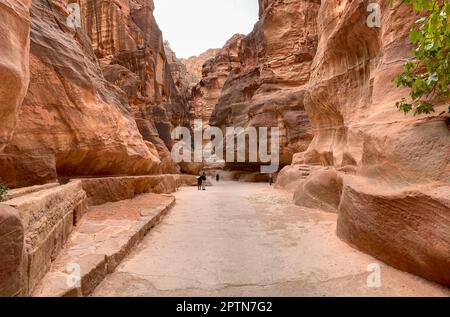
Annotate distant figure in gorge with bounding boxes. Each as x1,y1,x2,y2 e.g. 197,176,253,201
216,174,220,182
201,172,207,191
269,174,273,186
197,174,202,190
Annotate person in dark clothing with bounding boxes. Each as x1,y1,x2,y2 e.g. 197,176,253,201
197,174,202,190
201,172,207,190
216,173,220,182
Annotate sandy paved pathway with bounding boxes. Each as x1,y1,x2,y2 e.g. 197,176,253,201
93,181,449,296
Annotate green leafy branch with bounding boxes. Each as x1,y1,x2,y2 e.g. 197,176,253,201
392,0,450,115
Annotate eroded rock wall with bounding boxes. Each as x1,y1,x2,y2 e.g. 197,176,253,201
0,0,160,188
79,0,189,174
180,48,221,88
279,0,450,285
209,0,319,170
164,43,192,99
189,34,245,131
0,0,30,152
1,181,87,296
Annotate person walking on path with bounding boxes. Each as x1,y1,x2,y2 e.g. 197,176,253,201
197,174,202,190
216,173,220,182
201,172,207,191
269,173,273,186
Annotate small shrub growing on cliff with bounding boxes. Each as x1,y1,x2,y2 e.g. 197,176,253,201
0,183,8,202
392,0,450,115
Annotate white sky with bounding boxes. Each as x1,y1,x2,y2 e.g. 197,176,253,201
154,0,259,59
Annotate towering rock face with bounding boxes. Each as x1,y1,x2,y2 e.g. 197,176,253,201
185,35,244,172
209,0,318,169
0,0,30,152
180,48,221,88
164,43,192,99
189,34,245,131
279,0,450,285
0,0,159,188
79,0,189,174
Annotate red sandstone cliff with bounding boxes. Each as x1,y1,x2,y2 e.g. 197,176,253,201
0,0,162,188
79,0,189,174
277,0,450,285
0,0,191,187
189,34,245,131
208,0,318,170
164,43,192,99
191,0,449,286
180,48,221,88
0,0,30,153
0,0,448,288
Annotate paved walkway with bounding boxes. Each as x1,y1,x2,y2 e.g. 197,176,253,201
34,193,175,296
93,181,449,296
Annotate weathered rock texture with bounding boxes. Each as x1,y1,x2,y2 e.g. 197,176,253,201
0,0,159,188
278,0,450,285
79,0,189,174
75,174,183,206
164,43,192,98
34,193,176,297
190,34,245,131
180,48,221,88
0,205,24,296
208,0,318,169
1,181,87,296
0,0,30,152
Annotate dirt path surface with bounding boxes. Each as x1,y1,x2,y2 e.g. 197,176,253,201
93,181,449,297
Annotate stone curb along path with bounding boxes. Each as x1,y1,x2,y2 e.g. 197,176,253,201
33,193,176,297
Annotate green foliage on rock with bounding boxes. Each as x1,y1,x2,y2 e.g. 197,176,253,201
393,0,450,115
0,183,8,202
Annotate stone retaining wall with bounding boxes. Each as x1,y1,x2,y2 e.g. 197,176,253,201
0,174,198,296
75,175,187,206
0,205,24,296
1,181,87,295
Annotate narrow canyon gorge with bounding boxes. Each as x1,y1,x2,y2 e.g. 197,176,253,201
0,0,448,297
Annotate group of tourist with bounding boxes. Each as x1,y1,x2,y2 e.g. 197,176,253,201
197,172,275,190
197,172,220,191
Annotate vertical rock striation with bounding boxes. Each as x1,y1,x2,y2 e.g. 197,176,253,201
208,0,319,170
189,34,245,131
79,0,189,174
164,43,192,99
0,0,30,152
180,48,221,88
0,0,159,187
278,0,450,285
